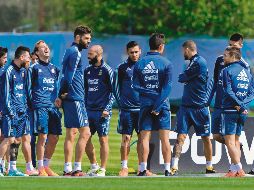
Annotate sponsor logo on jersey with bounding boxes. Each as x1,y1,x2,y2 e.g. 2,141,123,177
43,78,55,84
142,61,158,74
237,69,249,82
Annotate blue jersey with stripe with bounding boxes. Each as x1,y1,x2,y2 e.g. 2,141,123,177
3,62,27,115
0,65,6,112
179,54,208,108
133,52,173,112
84,60,115,111
113,58,140,112
59,42,85,101
27,60,60,109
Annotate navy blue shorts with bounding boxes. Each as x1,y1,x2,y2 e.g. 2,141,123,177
87,110,111,136
34,107,62,135
221,111,247,136
117,110,139,135
2,112,30,138
176,106,210,136
139,106,171,131
63,100,89,128
211,108,223,134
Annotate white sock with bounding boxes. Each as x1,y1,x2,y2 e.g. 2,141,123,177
43,158,50,167
138,164,141,171
230,164,236,172
64,162,72,173
206,161,212,167
10,161,17,171
0,158,2,165
38,160,44,168
121,160,128,169
164,163,171,171
140,162,147,172
7,162,10,171
74,162,81,171
26,162,34,171
91,163,99,170
100,167,106,172
235,163,242,171
171,157,179,169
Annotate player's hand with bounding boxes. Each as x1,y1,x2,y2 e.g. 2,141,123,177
0,111,2,116
60,93,68,99
54,98,62,108
235,106,240,111
151,110,159,116
242,109,248,115
102,110,109,118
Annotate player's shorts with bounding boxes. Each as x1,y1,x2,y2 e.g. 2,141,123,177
62,100,89,128
175,106,210,136
117,110,139,135
87,110,111,136
2,112,30,138
221,111,247,136
211,108,223,134
33,107,62,135
139,106,171,131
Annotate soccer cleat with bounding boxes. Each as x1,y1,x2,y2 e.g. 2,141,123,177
87,168,98,176
0,165,4,176
225,171,237,177
248,170,254,175
235,169,245,177
0,172,4,177
71,170,85,176
137,170,147,176
38,167,48,176
170,167,178,176
206,166,216,174
8,170,28,176
119,168,128,177
93,168,106,177
26,169,39,176
63,171,72,176
45,167,59,176
165,170,171,176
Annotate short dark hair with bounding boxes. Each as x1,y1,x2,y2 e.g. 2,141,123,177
0,47,8,58
74,25,92,38
126,41,139,50
15,46,30,59
225,46,241,60
182,40,197,51
149,33,165,50
230,33,243,42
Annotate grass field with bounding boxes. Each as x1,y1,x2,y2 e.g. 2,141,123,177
1,109,254,190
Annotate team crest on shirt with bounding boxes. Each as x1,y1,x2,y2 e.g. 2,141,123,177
98,69,102,75
51,69,55,73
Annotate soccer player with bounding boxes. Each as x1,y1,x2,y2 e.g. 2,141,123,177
133,33,173,176
220,46,253,177
0,46,35,176
27,40,62,176
55,25,92,176
0,47,8,176
170,40,215,175
84,45,114,177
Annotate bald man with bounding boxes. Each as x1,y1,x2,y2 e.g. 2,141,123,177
84,45,114,176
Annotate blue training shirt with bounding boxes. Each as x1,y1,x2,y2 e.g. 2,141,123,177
59,42,85,101
113,58,140,112
3,61,27,115
27,59,60,109
133,52,172,112
0,65,6,112
84,60,115,111
179,54,208,108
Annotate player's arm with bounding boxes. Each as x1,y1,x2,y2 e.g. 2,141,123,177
178,61,200,83
27,66,34,109
112,66,121,106
4,70,14,116
104,67,115,113
152,63,173,113
84,68,88,106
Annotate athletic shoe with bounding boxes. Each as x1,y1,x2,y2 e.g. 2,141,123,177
137,170,147,176
225,171,237,177
0,165,4,176
206,166,216,174
119,168,128,177
26,169,39,176
63,171,72,176
0,172,4,177
248,170,254,175
235,169,245,177
87,168,98,176
170,167,178,176
93,168,106,177
71,170,85,176
165,170,171,176
8,170,28,176
38,167,48,176
45,167,59,176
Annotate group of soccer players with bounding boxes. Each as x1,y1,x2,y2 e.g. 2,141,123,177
0,25,254,177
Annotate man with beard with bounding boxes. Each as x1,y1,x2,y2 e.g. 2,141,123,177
170,40,215,175
0,46,34,176
84,45,114,177
27,40,62,176
55,25,92,176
